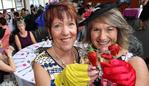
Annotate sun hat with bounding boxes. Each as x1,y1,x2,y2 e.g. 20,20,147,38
79,3,118,26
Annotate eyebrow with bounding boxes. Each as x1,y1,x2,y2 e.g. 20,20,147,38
107,26,115,28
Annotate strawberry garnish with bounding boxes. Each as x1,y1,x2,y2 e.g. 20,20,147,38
101,53,113,59
87,45,97,66
108,43,121,56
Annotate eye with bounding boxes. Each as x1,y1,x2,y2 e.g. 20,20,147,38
53,24,61,28
92,27,100,32
107,26,116,31
68,22,75,26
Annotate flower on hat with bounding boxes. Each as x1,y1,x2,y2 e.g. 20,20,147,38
82,9,92,19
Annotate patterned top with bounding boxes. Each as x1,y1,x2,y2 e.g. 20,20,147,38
0,70,9,84
118,52,134,61
34,45,134,86
33,47,82,86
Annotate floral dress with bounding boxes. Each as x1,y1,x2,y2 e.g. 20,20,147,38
33,47,82,86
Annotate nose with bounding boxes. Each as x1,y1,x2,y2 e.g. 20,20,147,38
61,26,69,36
98,30,107,41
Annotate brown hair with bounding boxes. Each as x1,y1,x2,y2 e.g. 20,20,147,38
45,2,78,31
84,8,133,50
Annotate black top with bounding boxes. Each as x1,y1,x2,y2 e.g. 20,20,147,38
140,2,149,21
0,70,5,84
0,70,10,84
0,27,5,39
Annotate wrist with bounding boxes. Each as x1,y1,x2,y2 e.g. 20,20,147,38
7,56,13,61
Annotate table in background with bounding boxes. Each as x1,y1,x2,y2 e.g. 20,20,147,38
13,40,51,86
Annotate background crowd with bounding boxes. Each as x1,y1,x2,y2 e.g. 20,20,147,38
0,0,149,86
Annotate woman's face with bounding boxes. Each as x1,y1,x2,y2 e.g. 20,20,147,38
17,23,26,32
90,21,118,52
50,14,77,51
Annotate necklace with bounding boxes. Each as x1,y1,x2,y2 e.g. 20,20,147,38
52,47,76,67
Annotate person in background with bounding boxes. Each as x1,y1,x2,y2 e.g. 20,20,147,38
35,1,59,28
80,3,149,86
30,4,35,15
15,20,36,50
0,17,11,52
139,0,149,30
0,27,16,85
37,5,44,17
20,8,28,18
0,12,4,18
2,10,10,22
32,2,98,86
12,12,22,35
0,47,16,85
24,5,38,31
10,8,15,20
140,0,149,5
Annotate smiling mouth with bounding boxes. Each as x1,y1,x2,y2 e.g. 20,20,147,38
61,37,71,42
97,40,110,45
